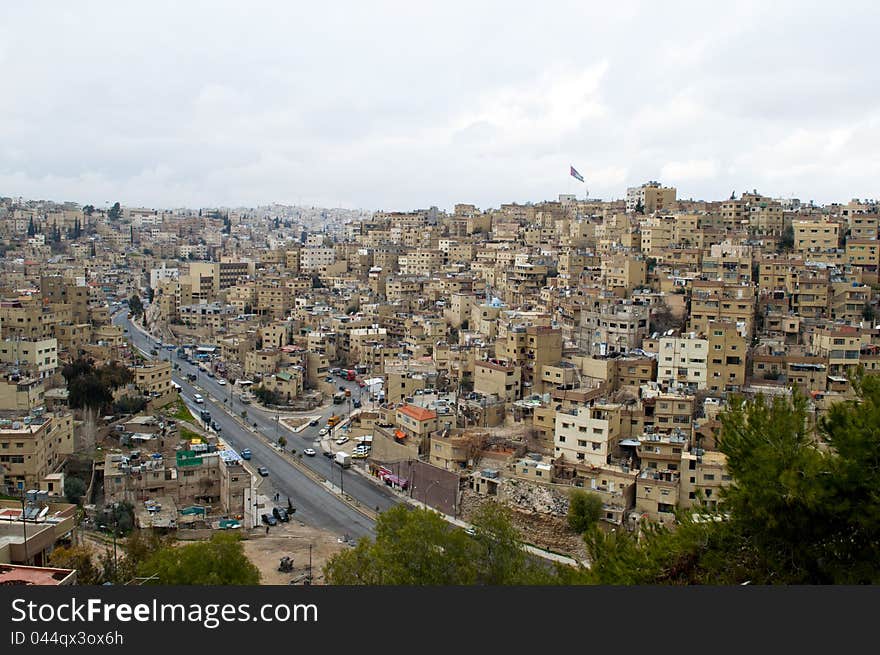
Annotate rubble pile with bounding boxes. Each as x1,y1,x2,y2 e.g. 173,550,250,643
499,478,570,516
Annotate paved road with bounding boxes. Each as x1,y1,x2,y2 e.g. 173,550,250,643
113,311,401,538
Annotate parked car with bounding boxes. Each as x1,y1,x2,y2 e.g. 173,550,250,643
335,436,349,445
273,507,289,522
325,376,334,383
304,448,316,456
217,379,226,385
261,513,277,526
257,466,269,477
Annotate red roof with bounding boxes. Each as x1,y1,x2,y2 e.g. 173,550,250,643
398,404,437,422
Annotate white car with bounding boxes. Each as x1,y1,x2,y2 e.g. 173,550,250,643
193,394,204,404
319,427,329,436
303,448,316,457
217,379,227,385
335,436,349,445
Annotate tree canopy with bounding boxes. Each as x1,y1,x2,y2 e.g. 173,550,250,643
324,503,572,585
567,489,603,535
63,358,134,412
128,294,144,317
138,532,260,585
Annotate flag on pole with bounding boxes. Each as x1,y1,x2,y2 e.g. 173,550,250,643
570,166,584,183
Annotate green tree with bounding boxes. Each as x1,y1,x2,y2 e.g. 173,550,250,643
108,202,122,221
64,477,87,504
567,489,603,534
324,504,566,585
50,545,103,585
469,503,551,584
68,373,114,411
779,223,794,251
98,361,133,390
634,198,645,214
129,294,144,317
62,358,95,385
138,532,260,585
325,506,479,585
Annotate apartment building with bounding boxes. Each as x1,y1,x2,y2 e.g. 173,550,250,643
473,360,522,402
706,321,746,393
656,334,709,390
635,431,688,525
601,254,647,293
0,411,74,495
502,325,562,394
133,361,172,397
793,219,841,253
811,327,861,376
578,298,649,356
554,403,623,467
626,182,676,213
0,338,58,379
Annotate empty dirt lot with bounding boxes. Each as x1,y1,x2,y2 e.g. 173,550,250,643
242,522,350,585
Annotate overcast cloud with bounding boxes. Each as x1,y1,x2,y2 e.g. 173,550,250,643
1,1,878,211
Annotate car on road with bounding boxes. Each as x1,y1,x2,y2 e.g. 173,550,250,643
319,427,328,436
309,419,319,426
273,507,290,522
193,394,204,404
261,513,277,526
257,466,269,477
335,436,349,445
322,451,334,458
240,448,251,460
150,348,158,356
217,379,226,385
187,373,197,381
338,385,346,392
303,448,316,456
351,451,369,459
211,421,221,432
358,380,365,387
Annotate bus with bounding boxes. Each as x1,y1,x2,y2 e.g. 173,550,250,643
327,415,342,428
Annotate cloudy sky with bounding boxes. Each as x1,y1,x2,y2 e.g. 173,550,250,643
1,1,878,211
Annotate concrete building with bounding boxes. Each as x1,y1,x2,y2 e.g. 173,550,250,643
554,404,623,467
0,412,74,495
